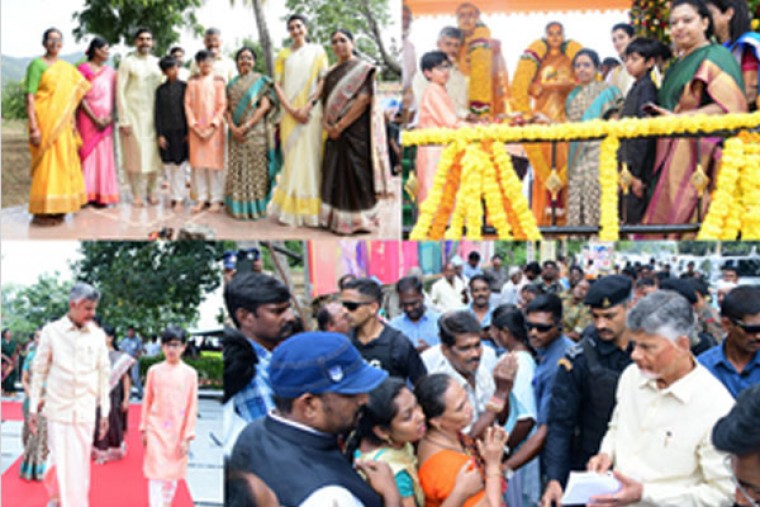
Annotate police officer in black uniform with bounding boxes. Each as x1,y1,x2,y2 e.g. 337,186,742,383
541,275,634,507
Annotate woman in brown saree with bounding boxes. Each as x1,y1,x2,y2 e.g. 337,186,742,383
319,29,380,234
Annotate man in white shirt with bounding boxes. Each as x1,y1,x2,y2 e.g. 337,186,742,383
29,283,110,507
189,27,236,82
431,261,467,313
500,266,527,306
587,290,735,507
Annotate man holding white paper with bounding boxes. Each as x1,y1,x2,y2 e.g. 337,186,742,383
586,290,735,507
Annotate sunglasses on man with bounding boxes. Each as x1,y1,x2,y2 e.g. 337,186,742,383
342,301,372,312
525,321,556,333
732,319,760,335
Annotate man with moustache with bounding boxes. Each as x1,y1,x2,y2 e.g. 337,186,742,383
222,273,298,424
117,27,163,206
541,276,634,506
189,27,236,82
389,276,441,351
431,261,468,313
699,285,760,398
316,302,351,335
228,332,399,506
342,278,426,385
586,291,734,506
467,274,495,331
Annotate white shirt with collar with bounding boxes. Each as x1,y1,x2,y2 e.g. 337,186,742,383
430,276,467,313
599,363,735,506
421,345,496,432
30,315,111,425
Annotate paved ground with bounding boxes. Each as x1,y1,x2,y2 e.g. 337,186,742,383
1,391,224,506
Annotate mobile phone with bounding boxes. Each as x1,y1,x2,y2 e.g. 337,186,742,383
642,102,659,116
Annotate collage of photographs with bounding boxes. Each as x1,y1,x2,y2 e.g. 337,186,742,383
0,0,759,507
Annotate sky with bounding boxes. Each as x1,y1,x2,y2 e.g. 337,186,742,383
408,9,629,78
1,241,224,330
0,0,400,59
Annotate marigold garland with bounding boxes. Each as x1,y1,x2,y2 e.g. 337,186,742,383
738,132,760,239
696,136,743,240
598,136,621,241
468,24,493,118
410,140,463,240
491,142,543,240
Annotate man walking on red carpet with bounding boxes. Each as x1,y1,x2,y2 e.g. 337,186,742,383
28,282,110,507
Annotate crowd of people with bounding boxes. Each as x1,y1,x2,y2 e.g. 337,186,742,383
404,0,757,230
24,15,395,234
222,252,760,506
7,283,199,507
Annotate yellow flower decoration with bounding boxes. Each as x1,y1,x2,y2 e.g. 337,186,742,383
598,136,620,241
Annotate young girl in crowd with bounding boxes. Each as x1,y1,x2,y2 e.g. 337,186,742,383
185,50,227,213
348,377,427,507
140,326,198,507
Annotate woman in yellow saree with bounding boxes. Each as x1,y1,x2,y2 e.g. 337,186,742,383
26,28,91,226
268,14,329,227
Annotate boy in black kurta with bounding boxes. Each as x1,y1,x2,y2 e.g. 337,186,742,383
618,38,659,224
155,56,189,211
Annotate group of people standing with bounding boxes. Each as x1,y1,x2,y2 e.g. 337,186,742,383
405,0,755,232
25,15,391,234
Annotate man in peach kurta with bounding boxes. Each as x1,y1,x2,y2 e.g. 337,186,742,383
184,51,227,213
140,330,198,507
415,52,467,204
29,283,110,507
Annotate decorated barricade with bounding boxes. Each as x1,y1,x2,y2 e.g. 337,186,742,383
402,112,760,241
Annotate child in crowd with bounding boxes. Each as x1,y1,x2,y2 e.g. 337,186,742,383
140,326,198,507
155,56,189,212
619,37,659,224
185,50,227,213
415,50,468,204
169,46,190,81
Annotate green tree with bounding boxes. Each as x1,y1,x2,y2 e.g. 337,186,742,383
1,80,27,120
230,0,274,77
1,275,73,339
73,0,203,56
284,0,400,78
72,241,225,336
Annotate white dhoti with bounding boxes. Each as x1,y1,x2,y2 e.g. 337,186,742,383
46,420,95,507
191,168,224,204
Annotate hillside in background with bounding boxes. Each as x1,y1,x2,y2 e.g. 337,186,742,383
2,53,84,87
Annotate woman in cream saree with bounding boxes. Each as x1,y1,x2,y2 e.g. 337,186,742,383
26,28,90,226
268,14,328,227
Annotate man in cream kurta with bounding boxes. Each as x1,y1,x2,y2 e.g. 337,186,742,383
189,28,237,83
29,282,110,507
587,291,735,507
117,28,163,206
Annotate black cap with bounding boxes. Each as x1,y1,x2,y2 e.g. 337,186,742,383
659,278,697,304
584,275,632,309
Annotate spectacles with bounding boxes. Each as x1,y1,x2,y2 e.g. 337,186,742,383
526,321,556,333
725,456,760,507
163,342,184,349
342,301,371,312
732,319,760,335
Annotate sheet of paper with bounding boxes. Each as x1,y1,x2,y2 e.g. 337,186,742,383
561,471,622,505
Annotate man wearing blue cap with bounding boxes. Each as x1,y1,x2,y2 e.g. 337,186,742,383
228,332,400,507
541,275,634,506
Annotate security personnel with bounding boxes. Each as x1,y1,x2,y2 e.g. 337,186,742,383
541,275,634,507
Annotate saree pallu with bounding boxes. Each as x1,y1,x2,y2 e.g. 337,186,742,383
21,350,48,481
93,351,134,461
643,45,747,227
225,72,280,220
319,58,379,234
76,63,119,205
28,60,90,214
565,81,622,227
268,44,328,227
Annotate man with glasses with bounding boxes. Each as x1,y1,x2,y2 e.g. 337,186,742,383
540,276,634,506
342,278,426,384
699,285,760,398
712,383,760,507
587,291,734,506
502,294,573,477
389,276,440,351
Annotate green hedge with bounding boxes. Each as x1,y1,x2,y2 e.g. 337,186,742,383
139,353,222,389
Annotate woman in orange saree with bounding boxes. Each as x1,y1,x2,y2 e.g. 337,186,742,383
26,28,90,226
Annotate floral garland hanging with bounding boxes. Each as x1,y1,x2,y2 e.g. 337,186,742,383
739,132,760,239
696,136,743,240
598,136,621,241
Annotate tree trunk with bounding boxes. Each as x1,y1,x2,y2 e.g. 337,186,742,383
358,0,400,77
251,0,274,76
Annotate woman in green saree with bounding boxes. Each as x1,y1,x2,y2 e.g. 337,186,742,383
224,46,279,220
642,0,747,228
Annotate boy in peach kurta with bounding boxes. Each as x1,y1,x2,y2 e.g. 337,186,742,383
140,327,198,507
185,50,227,213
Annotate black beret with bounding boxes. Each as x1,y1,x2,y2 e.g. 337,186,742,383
712,383,760,455
584,275,632,309
659,278,697,304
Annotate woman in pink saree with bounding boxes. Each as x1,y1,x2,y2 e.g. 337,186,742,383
76,37,119,206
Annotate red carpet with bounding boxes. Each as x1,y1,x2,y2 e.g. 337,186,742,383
2,403,194,506
2,401,24,422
